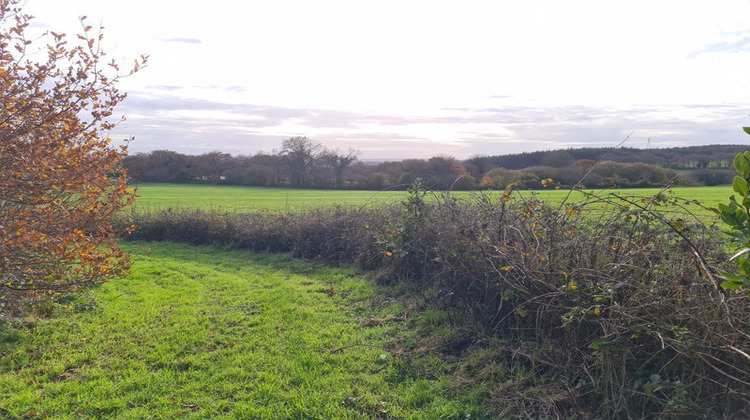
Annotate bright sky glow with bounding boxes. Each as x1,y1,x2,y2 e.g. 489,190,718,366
21,0,750,159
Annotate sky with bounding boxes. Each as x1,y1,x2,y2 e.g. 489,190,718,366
19,0,750,160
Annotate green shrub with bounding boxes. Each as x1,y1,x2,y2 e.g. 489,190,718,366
116,183,749,418
717,148,750,294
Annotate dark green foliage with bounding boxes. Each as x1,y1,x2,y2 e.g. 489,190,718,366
485,144,747,170
691,168,734,186
715,140,750,293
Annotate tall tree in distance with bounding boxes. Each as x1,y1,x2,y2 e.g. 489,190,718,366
318,148,358,188
0,0,146,308
279,136,322,187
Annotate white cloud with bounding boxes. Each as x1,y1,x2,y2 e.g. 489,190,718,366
18,0,750,159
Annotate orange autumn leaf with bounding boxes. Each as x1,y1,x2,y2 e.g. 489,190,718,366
0,0,146,304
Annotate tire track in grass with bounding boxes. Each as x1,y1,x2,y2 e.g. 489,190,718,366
0,242,487,419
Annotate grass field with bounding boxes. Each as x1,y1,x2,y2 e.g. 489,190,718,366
0,242,491,419
129,183,732,221
129,184,408,213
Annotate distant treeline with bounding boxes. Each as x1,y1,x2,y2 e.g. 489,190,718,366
123,138,745,189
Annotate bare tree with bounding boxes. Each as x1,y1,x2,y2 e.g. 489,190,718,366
279,137,322,187
319,148,359,188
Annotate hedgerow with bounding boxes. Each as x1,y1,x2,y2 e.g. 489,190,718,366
116,184,750,418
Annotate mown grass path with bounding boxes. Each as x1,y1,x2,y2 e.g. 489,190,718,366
0,243,485,419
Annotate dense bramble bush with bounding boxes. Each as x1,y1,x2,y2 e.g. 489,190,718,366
117,184,750,418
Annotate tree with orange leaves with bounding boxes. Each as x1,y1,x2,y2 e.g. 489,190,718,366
0,0,146,310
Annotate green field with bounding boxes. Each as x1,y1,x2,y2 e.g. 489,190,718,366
129,184,408,213
0,242,490,419
130,183,732,221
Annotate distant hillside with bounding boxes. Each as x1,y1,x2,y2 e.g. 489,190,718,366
469,144,748,170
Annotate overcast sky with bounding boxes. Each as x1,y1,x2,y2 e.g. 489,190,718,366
21,0,750,160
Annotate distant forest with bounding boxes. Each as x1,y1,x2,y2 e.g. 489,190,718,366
123,138,747,190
